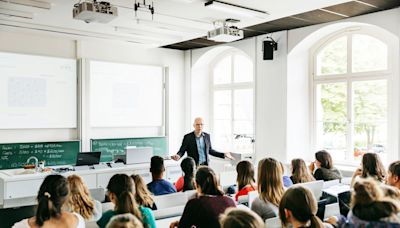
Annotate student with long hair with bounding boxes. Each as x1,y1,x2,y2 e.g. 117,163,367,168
327,178,400,227
64,175,102,221
290,158,315,184
97,174,156,228
170,166,236,228
13,175,85,228
174,157,196,192
219,208,264,228
309,150,342,181
251,157,285,221
235,160,256,201
279,186,326,228
131,174,157,210
351,152,386,186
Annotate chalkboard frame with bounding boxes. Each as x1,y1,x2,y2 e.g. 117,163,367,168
0,140,81,170
90,137,168,162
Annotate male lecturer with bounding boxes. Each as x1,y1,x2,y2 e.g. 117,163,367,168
171,117,233,166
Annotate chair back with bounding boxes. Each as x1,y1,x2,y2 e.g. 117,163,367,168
295,180,324,200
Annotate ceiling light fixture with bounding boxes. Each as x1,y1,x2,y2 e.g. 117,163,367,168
135,18,207,35
205,0,268,19
0,7,33,19
0,0,51,10
115,26,181,42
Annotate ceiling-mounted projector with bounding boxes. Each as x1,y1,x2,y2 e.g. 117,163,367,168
73,0,118,23
207,19,243,42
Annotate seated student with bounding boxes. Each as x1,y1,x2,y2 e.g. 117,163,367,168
309,150,342,181
131,174,157,210
235,160,257,201
170,166,236,228
13,175,85,228
327,178,400,227
106,213,144,228
219,208,264,228
387,161,400,190
290,158,315,184
147,156,177,195
281,162,293,187
279,186,330,228
174,157,196,192
97,174,156,228
351,152,386,187
64,175,102,221
251,157,285,221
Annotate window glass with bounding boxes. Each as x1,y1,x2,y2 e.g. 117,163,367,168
316,36,347,76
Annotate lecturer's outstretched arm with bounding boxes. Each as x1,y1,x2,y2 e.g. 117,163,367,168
172,135,188,161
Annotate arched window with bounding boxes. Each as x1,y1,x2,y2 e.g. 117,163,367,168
211,50,254,154
311,27,394,164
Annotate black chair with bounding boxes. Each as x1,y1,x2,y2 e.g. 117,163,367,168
338,190,351,217
317,198,327,220
0,205,35,227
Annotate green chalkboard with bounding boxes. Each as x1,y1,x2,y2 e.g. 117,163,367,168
91,137,167,162
0,141,80,170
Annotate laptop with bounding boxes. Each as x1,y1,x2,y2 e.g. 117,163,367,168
126,147,153,164
75,152,101,166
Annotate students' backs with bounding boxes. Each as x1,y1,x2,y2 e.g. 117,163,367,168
13,212,85,228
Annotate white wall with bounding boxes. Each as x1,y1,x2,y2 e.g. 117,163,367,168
187,7,400,165
189,32,288,163
0,30,186,155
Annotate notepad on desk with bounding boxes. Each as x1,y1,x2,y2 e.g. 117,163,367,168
323,184,350,197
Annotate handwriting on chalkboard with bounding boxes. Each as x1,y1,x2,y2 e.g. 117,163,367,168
0,141,80,169
91,137,167,162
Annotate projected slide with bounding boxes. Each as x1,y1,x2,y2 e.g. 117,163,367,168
89,60,164,127
0,52,77,129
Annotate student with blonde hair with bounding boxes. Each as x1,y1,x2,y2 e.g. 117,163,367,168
220,208,264,228
131,174,157,210
251,157,285,221
290,158,315,184
106,213,144,228
65,174,102,221
327,178,400,227
279,186,326,228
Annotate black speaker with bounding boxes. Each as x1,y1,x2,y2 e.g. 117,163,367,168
263,40,277,60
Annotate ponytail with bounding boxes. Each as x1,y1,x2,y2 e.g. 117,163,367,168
308,214,324,228
36,194,51,226
108,174,144,227
35,175,68,226
116,190,142,220
195,166,223,196
181,157,196,191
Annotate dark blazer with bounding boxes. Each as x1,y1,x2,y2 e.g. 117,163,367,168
177,131,224,165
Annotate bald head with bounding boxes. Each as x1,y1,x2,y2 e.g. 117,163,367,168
193,117,204,136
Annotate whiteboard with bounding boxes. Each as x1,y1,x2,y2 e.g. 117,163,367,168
89,60,164,127
0,52,77,129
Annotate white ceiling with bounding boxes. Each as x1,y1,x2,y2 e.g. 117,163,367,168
0,0,352,47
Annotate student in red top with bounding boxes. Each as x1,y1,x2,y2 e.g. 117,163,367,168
174,157,196,192
235,160,257,201
170,166,236,228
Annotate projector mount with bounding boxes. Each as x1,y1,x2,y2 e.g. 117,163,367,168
134,0,155,20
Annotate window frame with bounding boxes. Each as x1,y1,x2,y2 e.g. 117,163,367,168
310,26,396,165
209,50,255,153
